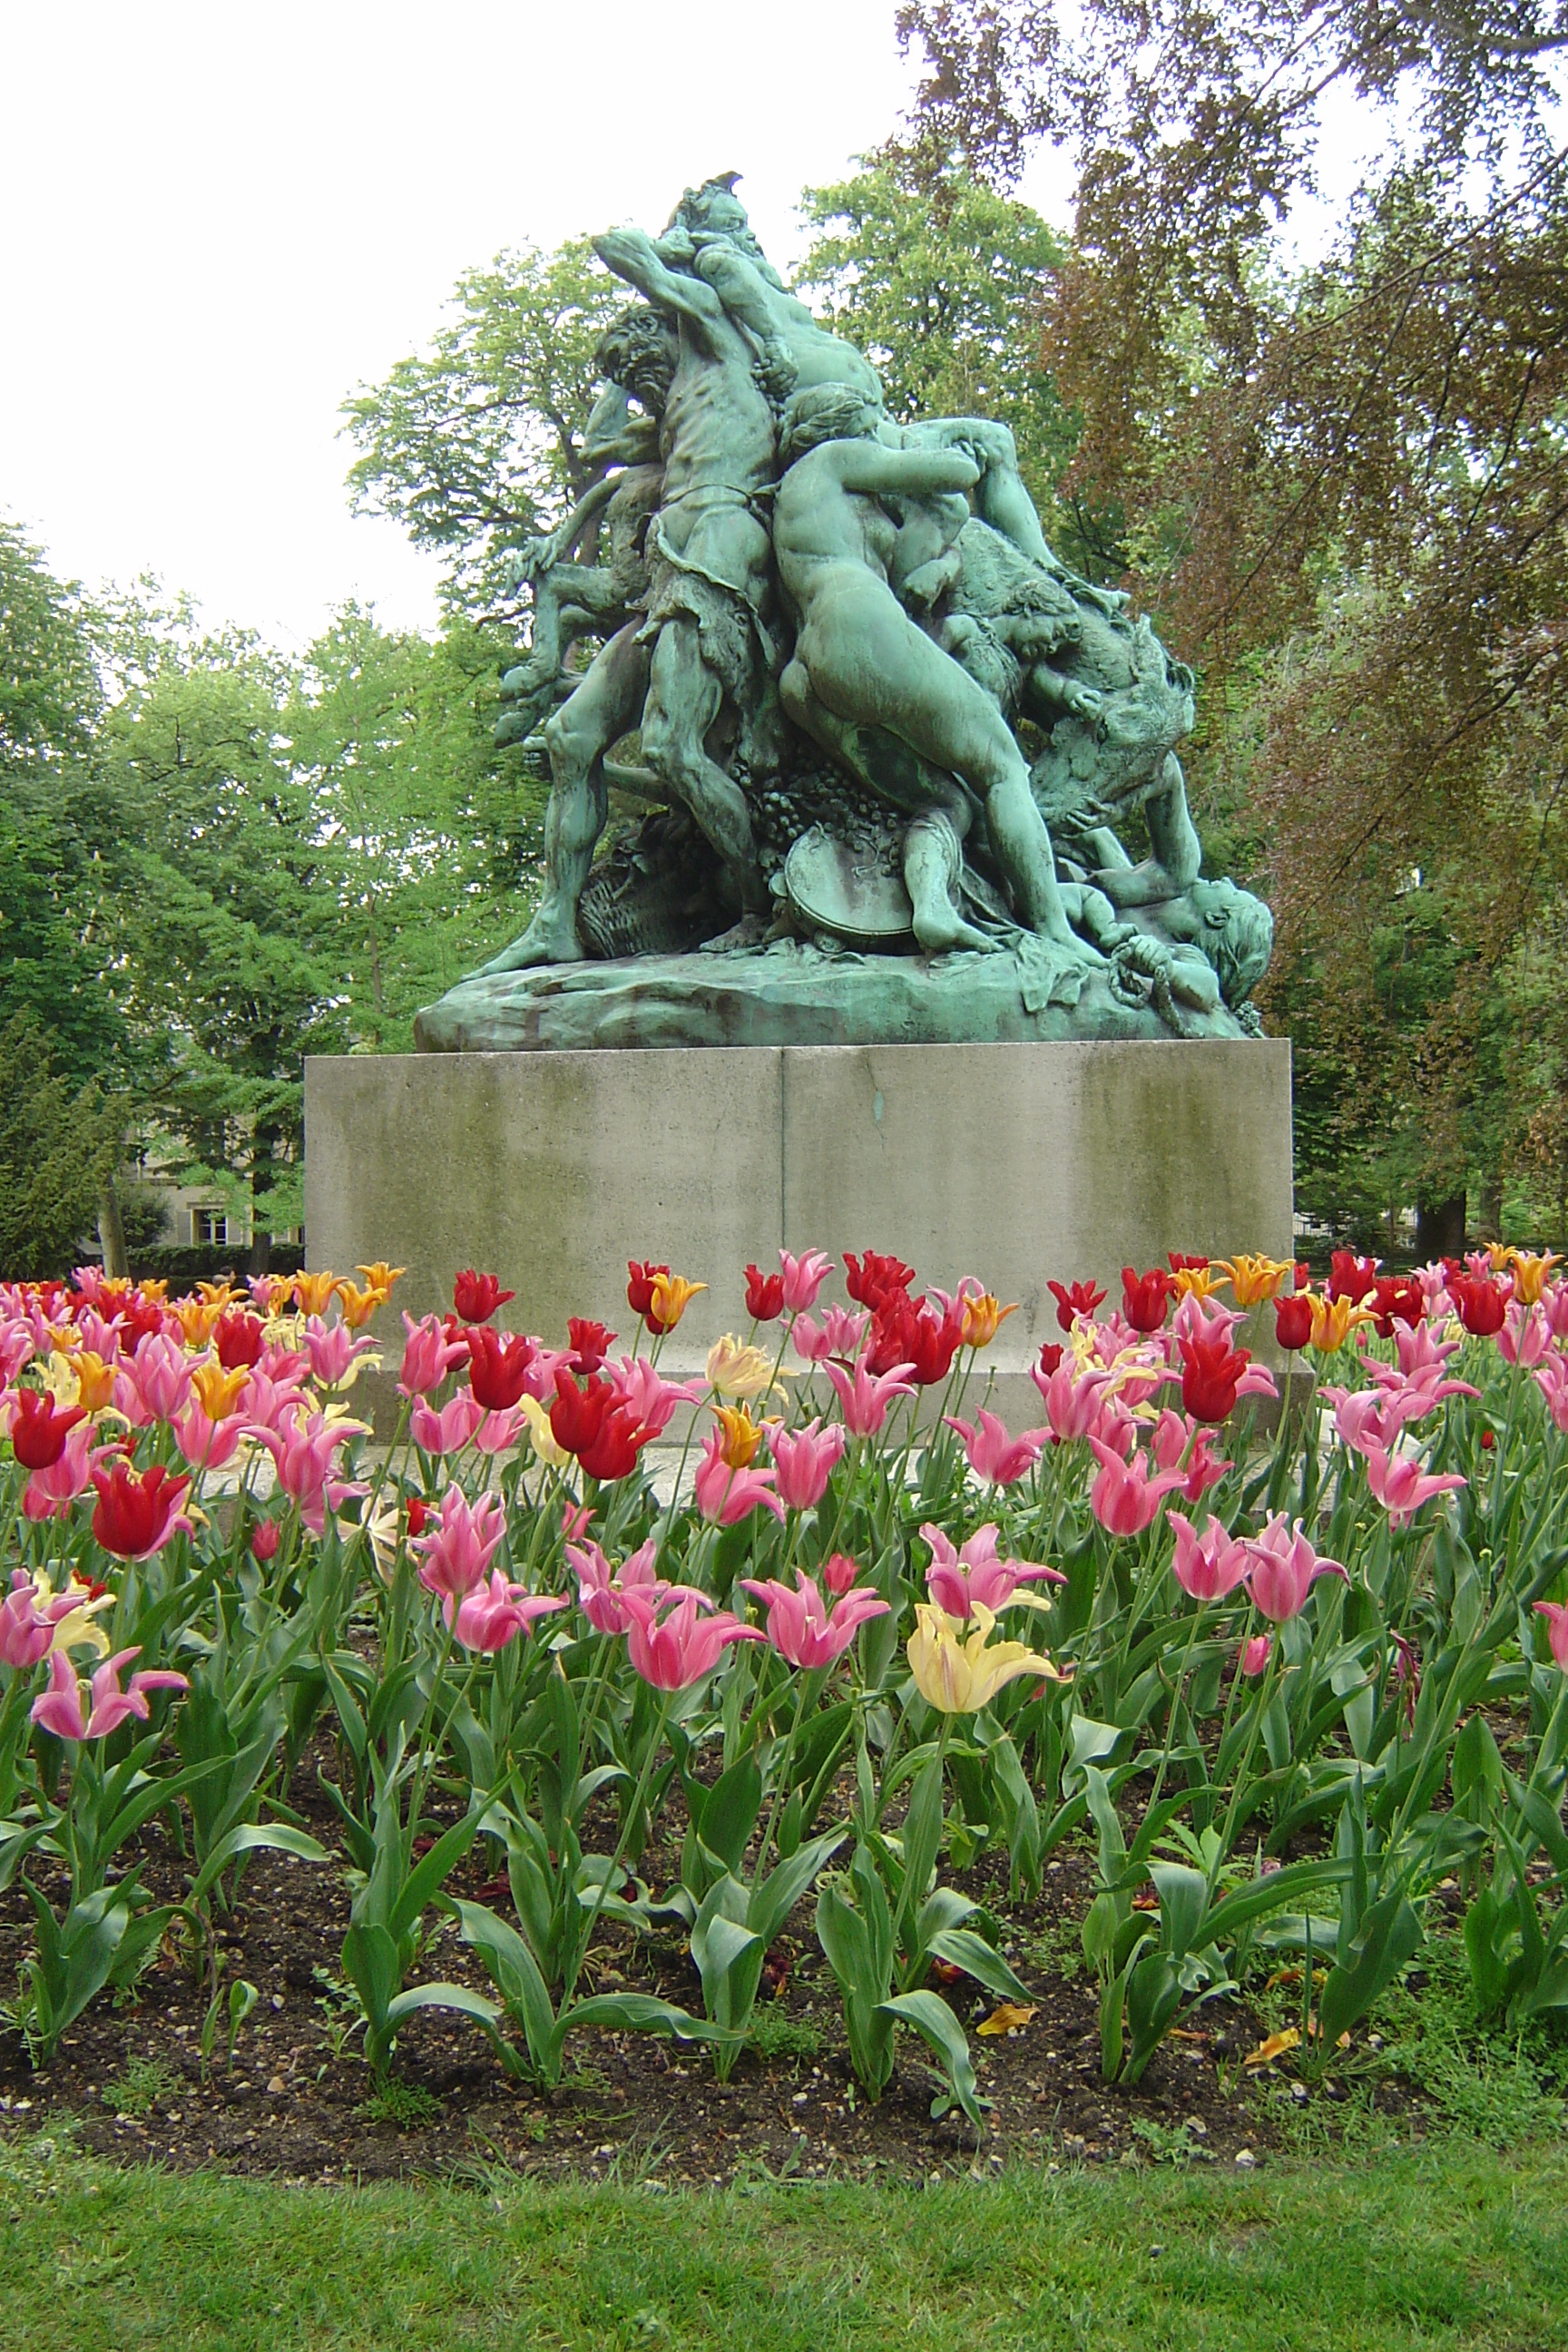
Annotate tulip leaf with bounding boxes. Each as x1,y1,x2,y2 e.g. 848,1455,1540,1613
698,1753,762,1876
1317,1887,1422,2048
185,1822,328,1910
925,1926,1032,2004
879,1989,986,2130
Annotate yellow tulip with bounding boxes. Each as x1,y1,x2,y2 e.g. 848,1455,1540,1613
174,1299,223,1346
196,1279,240,1308
1217,1253,1293,1307
1487,1241,1515,1273
293,1270,339,1318
336,1279,388,1331
706,1332,790,1401
357,1261,407,1296
70,1350,118,1414
712,1402,764,1467
191,1360,250,1422
1308,1294,1374,1352
650,1271,705,1330
1171,1264,1229,1301
520,1393,571,1469
135,1279,169,1304
960,1292,1018,1349
1507,1249,1562,1306
906,1601,1068,1716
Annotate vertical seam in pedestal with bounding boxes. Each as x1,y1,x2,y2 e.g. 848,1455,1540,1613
779,1047,789,1255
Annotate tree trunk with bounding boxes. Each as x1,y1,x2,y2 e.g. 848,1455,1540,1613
1477,1173,1504,1241
97,1179,129,1279
1416,1193,1466,1261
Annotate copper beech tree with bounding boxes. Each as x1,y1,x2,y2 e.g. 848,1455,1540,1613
895,0,1568,1238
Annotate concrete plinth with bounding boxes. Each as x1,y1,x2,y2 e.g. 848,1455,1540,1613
305,1040,1292,1424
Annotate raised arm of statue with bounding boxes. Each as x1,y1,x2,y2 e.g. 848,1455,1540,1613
593,229,722,345
511,471,622,584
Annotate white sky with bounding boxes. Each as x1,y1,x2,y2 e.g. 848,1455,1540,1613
0,3,1416,651
1,0,930,648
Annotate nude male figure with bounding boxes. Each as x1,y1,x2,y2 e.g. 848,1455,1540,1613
771,385,1090,958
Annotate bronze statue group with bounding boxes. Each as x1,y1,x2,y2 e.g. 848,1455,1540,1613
485,174,1270,1035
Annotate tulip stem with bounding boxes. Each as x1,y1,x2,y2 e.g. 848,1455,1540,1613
752,1667,819,1892
889,1710,952,1966
562,1688,672,2007
1208,1636,1279,1903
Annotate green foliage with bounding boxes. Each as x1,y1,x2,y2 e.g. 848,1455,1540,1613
341,239,624,616
794,158,1093,572
0,1013,122,1276
99,2054,181,2118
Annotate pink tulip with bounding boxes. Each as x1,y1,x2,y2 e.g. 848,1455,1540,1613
1362,1446,1467,1530
768,1417,846,1511
1534,1602,1568,1671
1540,1282,1568,1343
560,1497,593,1542
239,1365,311,1436
0,1319,34,1385
1181,1428,1231,1501
568,1534,710,1636
1394,1318,1462,1378
1499,1303,1551,1367
31,1646,188,1742
1242,1513,1347,1621
249,1409,368,1537
1324,1385,1407,1457
411,1487,507,1602
821,1355,916,1437
1088,1438,1187,1536
920,1521,1064,1618
1031,1353,1113,1443
0,1572,82,1670
446,1569,566,1652
410,1391,486,1457
779,1249,835,1313
824,1552,859,1596
113,1331,194,1426
473,1406,529,1456
304,1317,379,1389
398,1311,467,1400
944,1407,1050,1487
616,1587,765,1690
1239,1632,1272,1677
793,1307,868,1366
21,1423,117,1522
173,1404,247,1474
1168,1509,1251,1602
692,1426,786,1526
1533,1351,1568,1433
1172,1292,1248,1349
604,1356,703,1436
740,1567,889,1667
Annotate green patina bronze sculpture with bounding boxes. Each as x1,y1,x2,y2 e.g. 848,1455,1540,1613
416,172,1271,1052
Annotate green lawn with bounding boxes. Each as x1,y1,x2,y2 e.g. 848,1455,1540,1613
2,2132,1563,2352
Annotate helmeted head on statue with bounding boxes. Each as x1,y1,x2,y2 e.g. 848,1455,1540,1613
664,172,785,286
777,382,880,467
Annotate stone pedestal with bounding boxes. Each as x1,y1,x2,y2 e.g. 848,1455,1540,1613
305,1040,1292,1426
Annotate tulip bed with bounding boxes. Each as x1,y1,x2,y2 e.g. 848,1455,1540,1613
0,1242,1565,2181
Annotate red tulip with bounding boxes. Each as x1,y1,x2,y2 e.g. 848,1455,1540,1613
464,1326,536,1410
843,1250,916,1311
1452,1275,1507,1338
1328,1250,1380,1307
626,1259,672,1332
567,1317,617,1376
250,1518,281,1563
1047,1278,1107,1332
549,1368,612,1457
453,1269,514,1325
1274,1293,1314,1350
1121,1266,1173,1333
744,1263,786,1321
406,1493,430,1534
1180,1333,1250,1424
9,1389,87,1472
1167,1252,1210,1275
214,1310,266,1369
579,1404,650,1483
1370,1274,1426,1338
90,1461,192,1560
1037,1340,1064,1377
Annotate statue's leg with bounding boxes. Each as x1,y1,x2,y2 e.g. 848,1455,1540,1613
903,814,1000,955
781,658,975,834
512,566,622,694
475,626,649,974
642,619,768,915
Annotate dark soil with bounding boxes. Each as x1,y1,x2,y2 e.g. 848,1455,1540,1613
0,1743,1426,2188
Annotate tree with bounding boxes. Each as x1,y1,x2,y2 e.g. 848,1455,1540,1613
892,0,1568,1238
793,156,1094,565
341,240,625,617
